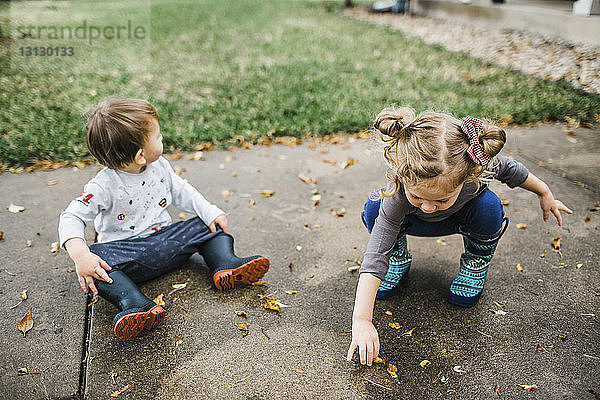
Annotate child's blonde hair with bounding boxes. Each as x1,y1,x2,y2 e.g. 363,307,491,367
86,98,159,170
373,107,506,196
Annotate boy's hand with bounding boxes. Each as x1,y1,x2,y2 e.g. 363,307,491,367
538,191,572,227
347,317,380,366
209,214,228,233
73,252,112,295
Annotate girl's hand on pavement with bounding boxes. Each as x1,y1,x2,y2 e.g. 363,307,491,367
347,318,380,366
538,191,572,226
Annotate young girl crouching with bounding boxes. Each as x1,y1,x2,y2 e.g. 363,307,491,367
347,107,572,365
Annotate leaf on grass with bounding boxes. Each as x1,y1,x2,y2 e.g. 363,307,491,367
235,311,248,318
387,363,398,379
552,237,562,254
8,203,25,213
153,294,165,306
389,322,402,330
520,384,537,391
236,323,249,336
436,238,447,246
516,223,527,229
515,263,524,271
373,357,385,364
399,327,416,337
260,189,275,197
50,242,60,253
420,360,431,368
18,308,33,337
111,383,135,397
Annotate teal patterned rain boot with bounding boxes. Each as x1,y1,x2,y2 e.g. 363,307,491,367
448,236,498,307
376,234,412,300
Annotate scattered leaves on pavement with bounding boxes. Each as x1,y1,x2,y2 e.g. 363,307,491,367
453,365,464,374
515,263,524,271
552,237,562,256
17,368,40,375
8,203,25,213
516,223,527,229
386,364,398,379
47,179,58,186
168,283,188,296
537,344,554,355
436,238,447,246
235,311,248,318
338,158,356,169
51,242,60,253
385,311,393,316
331,208,346,217
235,323,249,336
111,383,135,397
585,217,591,223
494,301,506,308
389,322,402,330
539,250,547,258
10,290,28,309
251,281,267,286
399,327,416,337
489,308,508,315
153,294,165,306
420,360,431,368
190,151,204,161
18,308,33,337
520,384,537,391
298,173,316,185
260,189,275,197
285,290,297,295
373,357,385,364
501,200,510,206
259,294,288,312
0,231,3,240
296,245,302,251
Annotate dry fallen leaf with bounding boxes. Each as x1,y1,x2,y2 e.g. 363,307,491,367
347,265,360,272
261,189,275,197
501,200,510,206
221,190,231,198
494,301,506,308
285,290,298,295
331,208,346,217
338,158,356,169
436,238,448,246
373,357,385,364
389,322,402,330
577,263,583,269
47,179,58,186
235,310,248,318
153,294,165,306
539,250,547,258
218,164,225,170
322,159,337,165
305,274,314,281
231,171,238,177
515,263,524,272
385,311,393,316
190,151,204,161
18,308,33,337
489,309,508,315
552,237,562,255
298,173,316,185
420,360,431,368
8,203,25,213
251,281,267,286
259,294,289,312
400,327,416,337
50,242,60,253
0,231,3,240
387,364,398,379
453,365,464,374
111,383,135,397
296,245,302,252
520,384,538,391
516,223,527,229
236,323,249,336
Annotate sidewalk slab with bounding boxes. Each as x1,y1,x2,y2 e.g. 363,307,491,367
84,125,599,399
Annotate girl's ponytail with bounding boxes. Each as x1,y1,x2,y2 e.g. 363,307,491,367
479,123,506,161
373,107,416,141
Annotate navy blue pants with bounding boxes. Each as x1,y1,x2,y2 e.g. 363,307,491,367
90,217,221,284
361,189,508,243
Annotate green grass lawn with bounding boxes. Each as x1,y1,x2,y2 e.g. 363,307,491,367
1,0,599,168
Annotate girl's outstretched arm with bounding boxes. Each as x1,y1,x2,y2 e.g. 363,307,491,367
347,273,381,366
519,173,573,226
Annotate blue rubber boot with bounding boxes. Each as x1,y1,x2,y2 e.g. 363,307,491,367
448,236,498,307
376,234,412,299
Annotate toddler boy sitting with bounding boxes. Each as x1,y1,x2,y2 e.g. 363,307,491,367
59,97,269,340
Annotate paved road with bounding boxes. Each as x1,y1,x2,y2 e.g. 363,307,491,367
0,124,598,399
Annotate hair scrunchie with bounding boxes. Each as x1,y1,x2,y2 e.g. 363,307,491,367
461,116,490,166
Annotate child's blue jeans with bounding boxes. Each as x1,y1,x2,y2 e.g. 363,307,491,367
361,189,508,244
